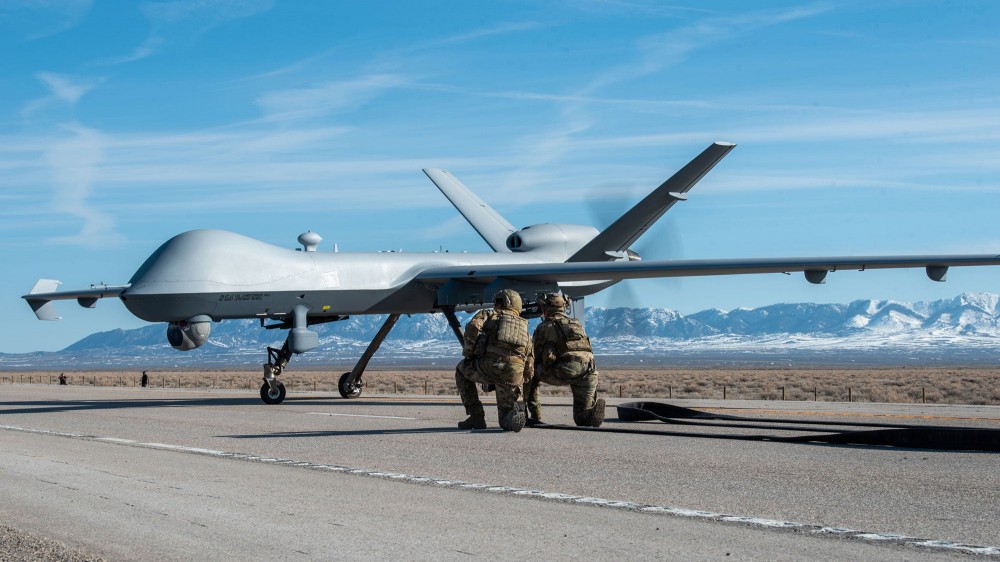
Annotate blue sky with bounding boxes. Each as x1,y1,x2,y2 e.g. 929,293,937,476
3,1,999,352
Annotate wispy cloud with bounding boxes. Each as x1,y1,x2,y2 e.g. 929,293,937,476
586,4,834,93
15,73,122,245
570,107,1000,148
96,36,164,66
1,0,93,40
21,72,104,118
255,73,411,122
406,21,541,51
496,4,835,196
94,0,275,65
140,0,274,26
43,124,121,246
35,71,99,104
241,20,539,119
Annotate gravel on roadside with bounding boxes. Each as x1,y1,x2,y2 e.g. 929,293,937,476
0,525,105,562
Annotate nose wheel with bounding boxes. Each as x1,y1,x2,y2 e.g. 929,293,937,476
338,372,363,399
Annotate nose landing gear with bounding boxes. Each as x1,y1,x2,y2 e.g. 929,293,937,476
261,341,292,404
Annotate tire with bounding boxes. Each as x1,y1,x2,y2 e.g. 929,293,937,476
338,372,363,399
260,381,286,404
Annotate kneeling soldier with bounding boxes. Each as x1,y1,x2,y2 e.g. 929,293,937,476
526,292,605,427
454,289,532,432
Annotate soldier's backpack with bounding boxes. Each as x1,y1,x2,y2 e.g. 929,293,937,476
485,311,530,360
552,315,592,356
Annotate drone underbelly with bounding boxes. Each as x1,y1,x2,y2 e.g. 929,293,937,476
123,285,438,322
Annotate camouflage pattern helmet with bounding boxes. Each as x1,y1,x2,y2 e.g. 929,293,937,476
493,289,522,312
538,292,568,312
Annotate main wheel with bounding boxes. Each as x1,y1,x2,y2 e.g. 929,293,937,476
338,372,363,399
260,381,286,404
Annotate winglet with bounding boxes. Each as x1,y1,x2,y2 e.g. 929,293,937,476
424,168,515,252
567,141,736,263
25,279,63,320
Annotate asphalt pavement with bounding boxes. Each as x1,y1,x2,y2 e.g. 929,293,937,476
1,384,998,560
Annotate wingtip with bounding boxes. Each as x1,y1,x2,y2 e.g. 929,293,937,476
714,141,737,147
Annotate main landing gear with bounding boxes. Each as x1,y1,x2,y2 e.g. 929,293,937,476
257,313,405,404
336,313,401,399
257,307,467,404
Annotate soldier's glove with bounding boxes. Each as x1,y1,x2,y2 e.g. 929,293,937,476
480,383,496,393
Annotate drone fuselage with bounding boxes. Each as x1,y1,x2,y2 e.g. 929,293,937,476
121,229,606,323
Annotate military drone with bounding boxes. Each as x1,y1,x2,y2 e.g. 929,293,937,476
24,142,1000,403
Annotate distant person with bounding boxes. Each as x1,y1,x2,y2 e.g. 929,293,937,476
141,371,149,387
454,289,531,432
58,373,67,385
527,292,605,427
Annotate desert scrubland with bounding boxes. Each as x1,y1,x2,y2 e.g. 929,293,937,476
4,367,1000,405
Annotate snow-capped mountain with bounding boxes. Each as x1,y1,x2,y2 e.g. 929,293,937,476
4,293,1000,369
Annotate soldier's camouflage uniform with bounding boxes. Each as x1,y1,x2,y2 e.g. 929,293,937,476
527,298,601,426
455,290,533,429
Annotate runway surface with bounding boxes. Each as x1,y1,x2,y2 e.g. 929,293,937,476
2,384,999,560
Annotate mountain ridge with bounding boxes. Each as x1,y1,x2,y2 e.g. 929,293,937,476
4,293,1000,369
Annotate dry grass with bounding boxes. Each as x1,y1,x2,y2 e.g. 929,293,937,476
4,367,1000,405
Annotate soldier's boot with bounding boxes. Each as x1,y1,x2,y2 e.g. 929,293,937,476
588,398,606,428
458,414,487,430
526,406,543,427
500,404,526,433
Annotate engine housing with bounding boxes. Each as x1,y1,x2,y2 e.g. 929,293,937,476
505,224,599,260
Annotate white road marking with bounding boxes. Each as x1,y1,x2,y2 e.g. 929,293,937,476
3,423,998,557
306,412,418,420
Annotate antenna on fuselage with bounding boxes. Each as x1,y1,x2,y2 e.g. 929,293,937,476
298,231,322,252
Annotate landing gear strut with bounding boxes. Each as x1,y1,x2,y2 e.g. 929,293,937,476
338,313,401,398
260,341,292,404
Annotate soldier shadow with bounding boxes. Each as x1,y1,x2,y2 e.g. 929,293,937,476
0,396,259,416
221,427,502,439
285,397,464,407
0,395,465,415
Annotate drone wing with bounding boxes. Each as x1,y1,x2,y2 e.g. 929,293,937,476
414,254,1000,285
22,279,130,320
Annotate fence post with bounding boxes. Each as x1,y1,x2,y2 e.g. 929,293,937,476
848,387,852,403
922,387,926,404
723,385,726,400
781,386,785,401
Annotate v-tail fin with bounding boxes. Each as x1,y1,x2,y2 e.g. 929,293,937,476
423,168,515,253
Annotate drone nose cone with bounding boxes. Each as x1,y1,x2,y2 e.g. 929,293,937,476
127,229,316,293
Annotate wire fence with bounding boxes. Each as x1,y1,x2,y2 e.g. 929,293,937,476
3,372,998,405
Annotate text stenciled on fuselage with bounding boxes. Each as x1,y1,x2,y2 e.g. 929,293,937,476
218,293,271,302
